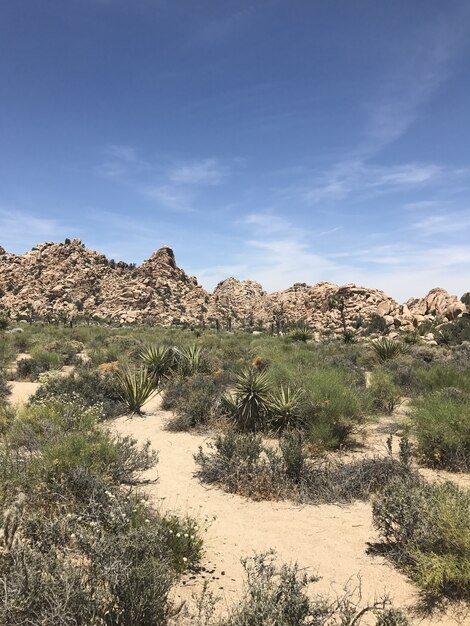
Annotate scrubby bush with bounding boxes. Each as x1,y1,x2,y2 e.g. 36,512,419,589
301,367,368,450
195,431,416,504
411,388,470,471
0,370,11,399
368,369,401,414
30,369,126,418
165,373,226,431
0,398,203,625
366,313,388,336
212,552,410,626
373,478,470,598
16,349,62,381
437,314,470,345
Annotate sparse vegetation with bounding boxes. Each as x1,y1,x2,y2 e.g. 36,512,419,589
373,478,470,599
195,431,416,504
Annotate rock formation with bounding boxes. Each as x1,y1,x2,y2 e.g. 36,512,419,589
0,239,466,333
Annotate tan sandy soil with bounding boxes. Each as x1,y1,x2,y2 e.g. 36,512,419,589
112,397,469,625
8,381,40,406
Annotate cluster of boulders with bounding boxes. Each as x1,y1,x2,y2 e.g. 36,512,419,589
0,239,466,334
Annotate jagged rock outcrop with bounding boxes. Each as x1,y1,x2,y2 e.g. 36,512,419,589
0,239,466,333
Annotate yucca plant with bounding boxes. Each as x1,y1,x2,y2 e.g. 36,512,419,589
139,345,174,385
226,367,272,433
267,385,305,433
288,324,312,342
114,366,157,415
174,344,204,377
372,338,409,362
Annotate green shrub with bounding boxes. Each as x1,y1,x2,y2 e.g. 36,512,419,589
0,397,203,625
165,373,225,431
16,350,62,381
301,367,368,450
366,314,388,335
0,370,11,399
437,314,470,345
411,388,470,471
368,369,401,414
30,369,126,418
416,363,470,394
373,478,470,598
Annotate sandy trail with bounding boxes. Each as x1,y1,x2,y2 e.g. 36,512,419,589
113,397,468,624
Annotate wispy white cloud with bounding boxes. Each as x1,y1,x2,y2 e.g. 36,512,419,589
188,6,255,47
169,158,228,185
300,161,449,205
0,208,72,253
412,211,470,236
96,146,233,211
141,185,194,212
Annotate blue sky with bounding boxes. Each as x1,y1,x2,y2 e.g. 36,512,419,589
1,0,470,301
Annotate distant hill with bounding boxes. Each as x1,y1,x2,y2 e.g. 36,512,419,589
0,239,466,334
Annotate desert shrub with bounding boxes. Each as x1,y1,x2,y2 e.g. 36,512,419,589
368,369,401,414
401,330,420,345
6,400,158,487
16,349,62,381
0,398,203,624
416,363,470,394
373,478,470,598
366,314,388,335
379,355,423,395
213,552,410,626
0,370,11,399
437,314,470,345
0,334,15,369
448,341,470,368
165,373,226,431
30,368,126,418
300,367,368,450
411,388,470,471
224,367,272,433
195,431,416,504
115,366,157,415
372,338,409,362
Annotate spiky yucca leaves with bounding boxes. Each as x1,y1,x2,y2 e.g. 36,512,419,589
288,324,312,342
226,367,272,433
139,345,174,385
115,366,157,415
267,385,305,433
174,344,204,377
372,338,409,362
